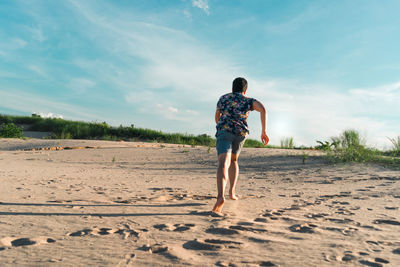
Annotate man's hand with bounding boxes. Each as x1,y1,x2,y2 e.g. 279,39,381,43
253,101,268,145
261,132,269,145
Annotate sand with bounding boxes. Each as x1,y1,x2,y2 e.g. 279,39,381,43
0,138,399,266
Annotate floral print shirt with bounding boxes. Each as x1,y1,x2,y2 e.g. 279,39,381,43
216,92,256,136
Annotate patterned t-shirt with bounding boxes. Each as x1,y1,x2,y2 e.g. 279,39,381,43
216,92,256,136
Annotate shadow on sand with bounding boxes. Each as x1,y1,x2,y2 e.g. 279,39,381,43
0,212,192,217
0,202,207,217
0,202,206,208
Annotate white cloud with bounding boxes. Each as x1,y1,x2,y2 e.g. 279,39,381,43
152,104,182,121
183,9,192,21
34,112,63,119
192,0,210,15
0,38,27,51
27,65,47,77
264,5,322,34
168,106,178,113
25,26,46,42
11,38,27,49
350,82,400,102
0,37,27,59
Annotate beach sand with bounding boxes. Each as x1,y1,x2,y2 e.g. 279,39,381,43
0,138,399,266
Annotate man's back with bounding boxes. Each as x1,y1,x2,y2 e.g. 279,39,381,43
216,92,255,137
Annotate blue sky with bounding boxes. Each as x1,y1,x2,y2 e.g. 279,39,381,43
1,0,399,148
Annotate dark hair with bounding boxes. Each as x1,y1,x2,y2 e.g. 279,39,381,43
232,77,248,93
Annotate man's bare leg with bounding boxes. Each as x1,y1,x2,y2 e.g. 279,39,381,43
229,154,239,200
212,152,231,213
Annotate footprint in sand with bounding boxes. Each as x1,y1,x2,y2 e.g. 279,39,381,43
254,218,268,223
335,208,355,216
332,201,350,205
205,227,240,235
261,209,285,220
289,223,318,233
138,243,169,253
191,195,215,200
324,226,358,236
238,260,277,267
205,221,268,237
284,199,316,211
304,213,329,219
153,223,195,232
325,217,354,224
148,187,197,201
67,225,142,239
373,219,400,226
374,258,390,264
248,237,272,244
384,206,398,210
149,187,175,193
229,224,268,233
359,259,388,267
340,254,357,262
0,236,55,248
356,188,370,192
137,243,189,262
183,238,243,251
117,253,136,266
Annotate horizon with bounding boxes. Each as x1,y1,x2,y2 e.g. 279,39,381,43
1,0,400,149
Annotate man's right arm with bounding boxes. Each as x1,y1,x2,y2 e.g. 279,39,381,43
215,108,221,124
252,100,269,145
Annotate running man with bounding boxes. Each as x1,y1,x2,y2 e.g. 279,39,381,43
213,77,269,213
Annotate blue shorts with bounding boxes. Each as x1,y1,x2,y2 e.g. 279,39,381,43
216,130,246,155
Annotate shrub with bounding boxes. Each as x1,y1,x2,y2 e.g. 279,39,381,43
0,113,272,149
244,139,265,148
328,129,376,163
0,123,24,138
315,141,333,151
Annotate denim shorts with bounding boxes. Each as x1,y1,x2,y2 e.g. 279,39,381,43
216,130,246,155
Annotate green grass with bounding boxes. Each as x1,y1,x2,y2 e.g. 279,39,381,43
0,113,220,147
280,137,294,149
243,139,265,148
386,136,400,157
388,136,400,150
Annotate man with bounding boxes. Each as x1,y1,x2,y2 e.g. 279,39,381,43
213,77,269,213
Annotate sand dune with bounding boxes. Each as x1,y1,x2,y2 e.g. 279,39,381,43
0,139,399,266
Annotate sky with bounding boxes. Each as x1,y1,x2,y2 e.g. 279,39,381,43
0,0,399,148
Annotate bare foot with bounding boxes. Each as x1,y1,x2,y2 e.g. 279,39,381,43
229,194,239,200
229,190,239,200
212,197,225,213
